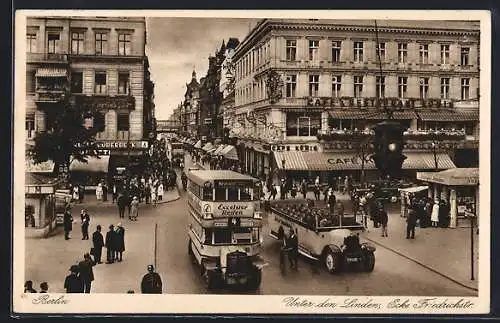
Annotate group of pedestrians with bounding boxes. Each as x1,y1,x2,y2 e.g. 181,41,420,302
63,253,96,293
24,280,48,293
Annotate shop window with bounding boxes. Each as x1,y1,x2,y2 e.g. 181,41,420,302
118,72,130,95
94,72,107,94
71,72,83,93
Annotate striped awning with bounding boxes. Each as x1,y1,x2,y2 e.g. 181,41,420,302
273,151,309,170
417,111,479,121
69,156,110,173
36,67,68,78
220,145,239,160
202,142,215,152
417,168,478,186
213,144,226,155
273,151,455,171
329,110,417,120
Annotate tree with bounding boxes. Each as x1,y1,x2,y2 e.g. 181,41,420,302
31,102,105,178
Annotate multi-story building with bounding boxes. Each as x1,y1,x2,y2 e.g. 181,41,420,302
219,38,240,139
182,70,200,137
25,16,155,184
229,19,480,183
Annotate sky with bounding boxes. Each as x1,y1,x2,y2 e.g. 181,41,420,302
145,17,260,120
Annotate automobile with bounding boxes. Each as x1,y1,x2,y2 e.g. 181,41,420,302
268,201,376,273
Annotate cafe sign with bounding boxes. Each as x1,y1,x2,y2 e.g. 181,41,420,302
96,141,149,149
214,203,254,218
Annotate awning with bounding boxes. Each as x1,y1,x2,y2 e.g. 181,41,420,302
273,151,455,171
399,186,429,193
273,151,309,170
417,168,479,186
403,152,456,170
220,145,239,161
36,67,68,78
202,142,215,152
329,110,417,120
213,144,226,155
417,111,479,121
194,140,202,149
69,156,110,173
25,159,55,173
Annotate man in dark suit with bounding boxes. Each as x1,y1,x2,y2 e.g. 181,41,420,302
80,209,90,240
63,207,73,240
141,265,163,294
64,265,83,293
117,193,127,218
78,253,95,293
287,228,299,270
105,225,115,264
406,205,417,239
92,225,104,264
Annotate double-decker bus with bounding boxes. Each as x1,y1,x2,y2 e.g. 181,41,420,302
186,170,266,290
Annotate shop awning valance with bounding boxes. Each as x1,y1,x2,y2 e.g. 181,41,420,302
417,111,479,122
194,140,202,149
69,156,110,173
273,151,456,171
329,110,417,120
213,144,227,155
417,168,479,186
202,142,215,152
36,67,68,78
221,145,239,161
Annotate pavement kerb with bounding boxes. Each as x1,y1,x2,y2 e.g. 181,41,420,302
363,236,478,292
152,187,181,205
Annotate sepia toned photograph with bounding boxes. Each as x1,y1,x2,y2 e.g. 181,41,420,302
13,10,490,314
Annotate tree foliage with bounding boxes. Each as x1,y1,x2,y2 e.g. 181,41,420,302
31,104,104,170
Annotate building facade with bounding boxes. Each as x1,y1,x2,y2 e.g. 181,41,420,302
182,70,200,137
25,16,155,184
229,19,480,183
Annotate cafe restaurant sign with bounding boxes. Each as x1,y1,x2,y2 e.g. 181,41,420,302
327,156,372,165
214,203,254,218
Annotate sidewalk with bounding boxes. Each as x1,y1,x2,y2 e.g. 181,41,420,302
362,211,479,291
74,187,180,207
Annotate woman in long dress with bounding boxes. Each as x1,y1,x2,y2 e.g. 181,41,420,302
431,199,440,227
96,183,103,202
129,196,139,221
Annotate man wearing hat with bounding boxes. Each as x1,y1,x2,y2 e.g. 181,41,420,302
114,223,125,262
141,265,163,294
92,225,104,264
105,224,116,264
78,253,95,293
80,209,90,240
64,265,83,293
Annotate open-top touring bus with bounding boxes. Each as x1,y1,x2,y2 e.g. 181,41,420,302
186,170,266,290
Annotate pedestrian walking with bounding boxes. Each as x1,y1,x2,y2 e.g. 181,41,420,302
280,179,287,200
115,223,125,262
151,187,157,206
24,280,37,293
78,253,95,293
313,184,321,201
158,183,164,201
145,185,151,204
117,193,127,219
79,185,85,203
141,265,163,294
63,206,73,240
96,183,103,202
112,184,118,203
287,229,298,270
80,209,90,240
64,265,83,293
92,225,104,264
299,179,306,199
39,282,48,293
406,206,417,239
105,225,115,264
270,184,277,200
102,182,108,202
72,185,79,203
314,176,320,186
181,171,187,191
378,204,388,237
130,196,139,220
431,199,440,227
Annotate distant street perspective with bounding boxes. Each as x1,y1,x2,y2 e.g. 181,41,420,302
23,16,479,297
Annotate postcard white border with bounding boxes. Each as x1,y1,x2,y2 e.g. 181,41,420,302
13,9,491,315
